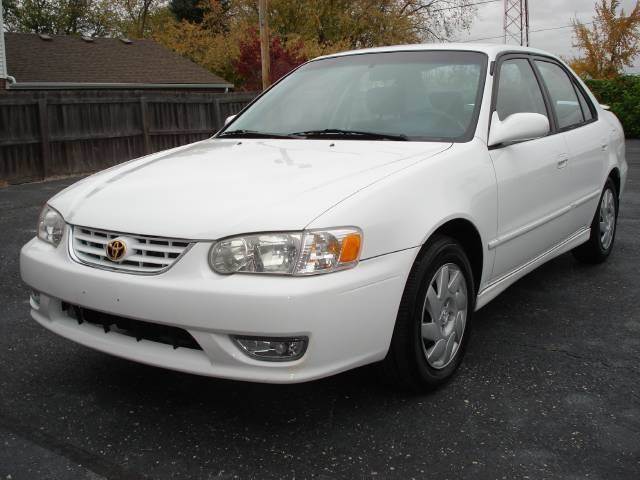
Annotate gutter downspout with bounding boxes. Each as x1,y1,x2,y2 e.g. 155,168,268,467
0,0,7,88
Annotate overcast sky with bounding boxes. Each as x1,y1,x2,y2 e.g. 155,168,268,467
456,0,639,70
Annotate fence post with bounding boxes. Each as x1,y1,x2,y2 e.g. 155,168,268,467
37,97,50,180
140,97,151,154
213,97,222,131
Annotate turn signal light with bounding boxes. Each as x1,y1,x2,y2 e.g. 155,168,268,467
339,233,361,263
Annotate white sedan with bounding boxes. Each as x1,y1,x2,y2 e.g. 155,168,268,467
21,44,627,390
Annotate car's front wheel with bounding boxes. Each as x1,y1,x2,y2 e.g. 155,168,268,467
573,178,619,264
383,235,474,391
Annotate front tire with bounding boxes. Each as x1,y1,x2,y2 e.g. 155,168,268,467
572,178,618,264
383,235,475,391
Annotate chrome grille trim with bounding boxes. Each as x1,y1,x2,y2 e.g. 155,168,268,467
69,225,194,275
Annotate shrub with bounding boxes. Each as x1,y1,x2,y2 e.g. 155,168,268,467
585,76,640,138
234,27,307,91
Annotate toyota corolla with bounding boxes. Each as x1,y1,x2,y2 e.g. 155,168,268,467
20,44,627,390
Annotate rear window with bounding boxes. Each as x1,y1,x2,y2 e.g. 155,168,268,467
535,60,586,129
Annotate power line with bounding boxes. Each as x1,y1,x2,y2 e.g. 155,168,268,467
531,21,595,34
430,0,502,14
460,21,595,43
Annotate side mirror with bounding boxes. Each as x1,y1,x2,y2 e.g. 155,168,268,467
224,115,236,126
488,112,549,147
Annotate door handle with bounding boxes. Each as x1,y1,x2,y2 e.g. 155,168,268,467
557,155,569,169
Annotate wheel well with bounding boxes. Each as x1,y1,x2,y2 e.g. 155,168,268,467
609,168,621,197
431,219,483,292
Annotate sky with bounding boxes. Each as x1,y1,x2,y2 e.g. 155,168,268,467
456,0,639,71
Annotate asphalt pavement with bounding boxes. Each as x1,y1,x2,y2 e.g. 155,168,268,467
1,143,639,480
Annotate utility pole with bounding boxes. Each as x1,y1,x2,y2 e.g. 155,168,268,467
503,0,530,46
258,0,271,90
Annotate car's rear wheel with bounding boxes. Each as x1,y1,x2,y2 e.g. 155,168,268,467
383,235,475,391
572,178,618,264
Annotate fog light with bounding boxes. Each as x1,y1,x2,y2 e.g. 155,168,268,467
233,336,308,362
30,290,41,308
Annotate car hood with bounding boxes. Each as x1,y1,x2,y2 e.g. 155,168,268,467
51,138,451,239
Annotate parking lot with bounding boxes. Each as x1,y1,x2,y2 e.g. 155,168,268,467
1,142,639,480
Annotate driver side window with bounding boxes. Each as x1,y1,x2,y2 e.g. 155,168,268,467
496,59,548,121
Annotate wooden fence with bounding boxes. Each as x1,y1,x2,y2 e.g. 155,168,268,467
0,91,256,184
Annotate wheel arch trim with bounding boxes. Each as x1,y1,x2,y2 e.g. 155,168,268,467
416,215,485,294
608,167,621,198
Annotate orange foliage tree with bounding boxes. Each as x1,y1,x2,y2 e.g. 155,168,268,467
571,0,640,79
154,0,479,90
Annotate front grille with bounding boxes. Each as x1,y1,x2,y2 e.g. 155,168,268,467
70,225,192,274
63,303,202,351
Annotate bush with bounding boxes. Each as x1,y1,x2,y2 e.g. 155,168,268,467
585,76,640,138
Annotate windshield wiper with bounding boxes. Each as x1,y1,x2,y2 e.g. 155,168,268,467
291,129,408,141
218,129,302,139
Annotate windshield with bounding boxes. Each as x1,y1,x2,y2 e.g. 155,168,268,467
220,50,488,142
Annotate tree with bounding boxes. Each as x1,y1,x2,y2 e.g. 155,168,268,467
234,27,305,90
153,0,479,90
152,1,243,85
232,0,476,50
3,0,169,38
571,0,640,79
118,0,166,38
3,0,122,36
170,0,205,23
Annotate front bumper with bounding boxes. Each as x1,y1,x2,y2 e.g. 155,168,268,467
20,232,416,383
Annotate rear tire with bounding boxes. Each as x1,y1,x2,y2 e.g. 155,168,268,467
383,235,475,391
572,178,618,264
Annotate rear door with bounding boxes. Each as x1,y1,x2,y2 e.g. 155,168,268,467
533,59,606,232
488,56,575,280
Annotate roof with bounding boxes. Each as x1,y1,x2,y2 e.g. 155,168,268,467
3,33,232,89
316,43,561,62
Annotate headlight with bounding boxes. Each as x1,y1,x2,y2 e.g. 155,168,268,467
37,204,65,247
209,228,362,275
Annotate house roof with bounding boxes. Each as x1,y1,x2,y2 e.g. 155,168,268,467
3,33,232,89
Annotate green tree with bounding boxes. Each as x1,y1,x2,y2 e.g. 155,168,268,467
4,0,121,35
169,0,207,23
3,0,167,37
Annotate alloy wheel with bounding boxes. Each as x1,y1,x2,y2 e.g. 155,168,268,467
420,263,468,369
599,188,616,250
